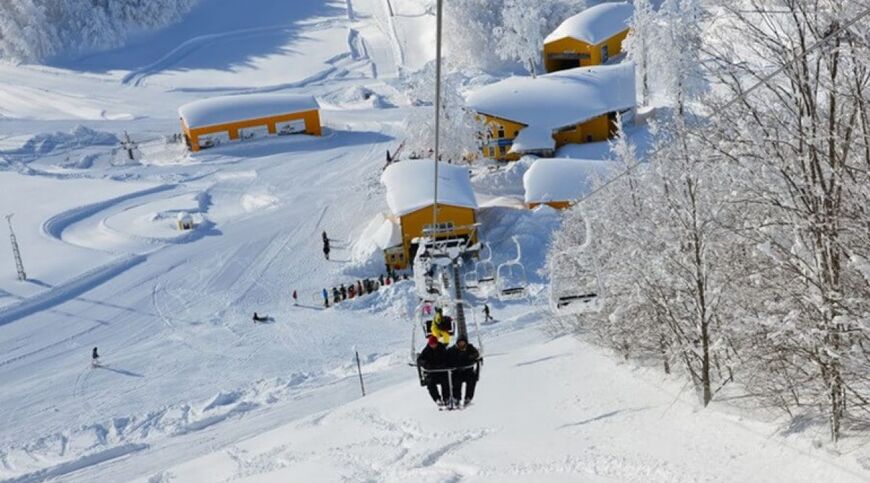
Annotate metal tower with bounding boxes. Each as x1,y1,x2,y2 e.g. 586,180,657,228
5,214,26,281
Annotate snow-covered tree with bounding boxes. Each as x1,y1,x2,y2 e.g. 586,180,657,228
654,0,707,115
704,0,870,441
442,0,503,72
0,0,199,63
403,64,484,162
623,0,657,105
493,0,549,76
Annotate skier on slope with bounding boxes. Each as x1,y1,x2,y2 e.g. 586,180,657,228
323,241,330,260
447,336,481,407
253,312,268,323
322,231,328,243
292,290,298,306
91,347,100,367
483,304,493,322
322,288,330,308
417,335,449,406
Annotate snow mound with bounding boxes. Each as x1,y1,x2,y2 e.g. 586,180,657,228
0,370,318,481
352,213,401,264
321,85,396,109
335,280,418,322
2,126,118,157
241,192,280,212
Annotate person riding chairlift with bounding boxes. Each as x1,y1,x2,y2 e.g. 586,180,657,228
431,307,453,345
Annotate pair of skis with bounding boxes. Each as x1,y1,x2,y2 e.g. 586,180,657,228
438,399,471,411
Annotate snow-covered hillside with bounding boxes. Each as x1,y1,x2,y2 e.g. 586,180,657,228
0,0,869,482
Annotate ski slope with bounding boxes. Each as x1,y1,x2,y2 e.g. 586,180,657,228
0,0,869,481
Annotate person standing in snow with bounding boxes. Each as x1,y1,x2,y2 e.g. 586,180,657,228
340,284,347,300
323,241,330,260
348,284,356,299
447,336,481,406
322,231,328,244
91,347,100,367
322,288,329,308
483,304,493,322
417,335,449,406
332,287,340,304
292,290,298,306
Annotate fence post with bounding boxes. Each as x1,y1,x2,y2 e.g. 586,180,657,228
355,349,366,397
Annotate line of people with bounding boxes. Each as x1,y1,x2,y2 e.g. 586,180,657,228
417,334,481,408
321,272,407,308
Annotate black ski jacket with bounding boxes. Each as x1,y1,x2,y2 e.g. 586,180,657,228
417,343,448,370
447,344,480,369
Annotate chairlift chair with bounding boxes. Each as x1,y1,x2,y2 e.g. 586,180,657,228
464,269,479,290
410,299,485,387
549,271,603,316
475,242,496,283
495,236,529,301
548,212,605,316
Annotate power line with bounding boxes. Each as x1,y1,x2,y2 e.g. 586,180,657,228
573,4,870,208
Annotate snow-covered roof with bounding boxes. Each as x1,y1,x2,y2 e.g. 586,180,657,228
381,159,478,216
545,2,633,45
523,158,618,205
179,94,319,129
467,63,636,131
509,126,556,153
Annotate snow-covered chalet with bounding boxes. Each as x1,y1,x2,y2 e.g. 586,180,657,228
523,158,616,209
543,1,634,73
467,63,636,161
179,94,322,152
380,160,478,270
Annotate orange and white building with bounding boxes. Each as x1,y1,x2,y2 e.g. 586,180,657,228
544,2,633,73
179,94,321,152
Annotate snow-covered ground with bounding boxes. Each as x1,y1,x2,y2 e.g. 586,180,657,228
0,0,868,482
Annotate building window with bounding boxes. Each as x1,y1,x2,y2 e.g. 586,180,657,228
423,222,455,236
497,127,505,138
601,45,609,63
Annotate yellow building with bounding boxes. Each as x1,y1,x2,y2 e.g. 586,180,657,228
544,2,633,73
179,94,321,152
380,160,479,270
523,158,615,209
468,63,637,161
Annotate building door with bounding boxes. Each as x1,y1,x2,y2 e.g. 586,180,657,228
198,131,231,149
276,119,306,135
239,125,270,141
600,45,609,63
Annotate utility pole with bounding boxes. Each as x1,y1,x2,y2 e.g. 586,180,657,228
432,0,443,233
121,131,137,161
5,214,26,281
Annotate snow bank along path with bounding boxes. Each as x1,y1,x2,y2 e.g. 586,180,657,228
126,327,867,483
